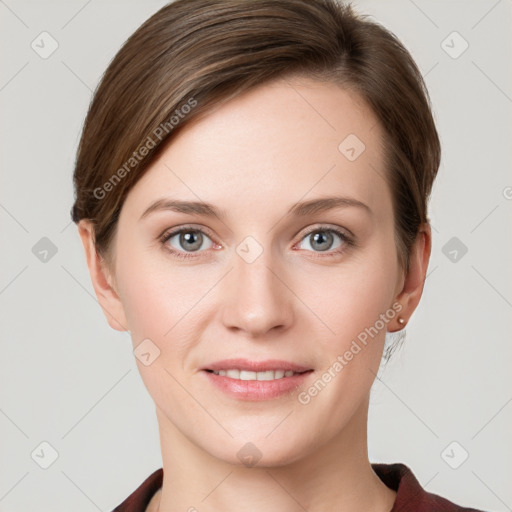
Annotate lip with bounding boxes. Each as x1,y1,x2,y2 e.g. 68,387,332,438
201,358,312,373
201,358,314,401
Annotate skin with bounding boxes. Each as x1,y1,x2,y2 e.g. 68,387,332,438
79,76,431,512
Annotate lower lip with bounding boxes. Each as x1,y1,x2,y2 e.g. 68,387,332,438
202,370,313,401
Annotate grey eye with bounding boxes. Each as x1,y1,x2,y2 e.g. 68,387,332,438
298,229,344,252
167,230,213,252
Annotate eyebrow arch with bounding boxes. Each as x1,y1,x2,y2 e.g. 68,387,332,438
288,196,371,216
139,195,371,221
139,198,228,221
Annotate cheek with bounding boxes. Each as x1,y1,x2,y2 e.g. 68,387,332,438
299,237,400,401
115,240,205,340
292,255,397,436
304,252,397,344
115,254,204,409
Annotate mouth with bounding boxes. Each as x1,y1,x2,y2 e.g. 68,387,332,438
204,369,309,380
201,359,314,401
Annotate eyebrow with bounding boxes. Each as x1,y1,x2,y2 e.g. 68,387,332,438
139,195,371,221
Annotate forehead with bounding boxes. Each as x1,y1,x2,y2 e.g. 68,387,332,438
122,77,390,222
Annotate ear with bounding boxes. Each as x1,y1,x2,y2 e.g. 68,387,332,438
77,219,129,332
390,223,432,332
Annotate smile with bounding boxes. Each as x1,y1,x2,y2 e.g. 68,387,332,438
206,369,304,380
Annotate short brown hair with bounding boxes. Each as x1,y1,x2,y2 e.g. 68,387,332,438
71,0,440,274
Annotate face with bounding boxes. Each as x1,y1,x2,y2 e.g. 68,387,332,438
102,77,407,466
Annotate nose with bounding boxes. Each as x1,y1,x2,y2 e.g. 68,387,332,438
219,241,294,338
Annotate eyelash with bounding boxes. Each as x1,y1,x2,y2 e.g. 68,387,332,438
159,224,355,261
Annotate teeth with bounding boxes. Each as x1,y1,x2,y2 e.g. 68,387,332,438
211,369,301,380
256,370,274,381
226,369,240,379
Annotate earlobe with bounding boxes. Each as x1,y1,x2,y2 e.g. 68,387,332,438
77,220,129,332
390,223,432,332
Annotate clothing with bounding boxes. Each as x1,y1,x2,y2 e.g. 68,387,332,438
112,463,484,511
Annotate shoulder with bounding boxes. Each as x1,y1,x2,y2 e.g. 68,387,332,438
111,468,163,512
372,462,486,512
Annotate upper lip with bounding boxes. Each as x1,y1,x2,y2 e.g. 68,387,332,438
202,358,313,373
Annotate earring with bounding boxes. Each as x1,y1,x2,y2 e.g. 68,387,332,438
397,317,406,328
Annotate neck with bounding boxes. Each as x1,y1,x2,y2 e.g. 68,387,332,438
151,399,396,512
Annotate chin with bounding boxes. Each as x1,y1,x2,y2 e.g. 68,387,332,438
202,428,314,469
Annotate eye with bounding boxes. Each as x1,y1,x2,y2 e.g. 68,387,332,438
159,224,354,261
295,226,353,256
160,226,216,259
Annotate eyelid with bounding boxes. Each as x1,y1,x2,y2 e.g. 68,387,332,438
295,223,355,242
159,223,217,242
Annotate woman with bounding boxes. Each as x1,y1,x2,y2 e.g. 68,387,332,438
71,0,484,510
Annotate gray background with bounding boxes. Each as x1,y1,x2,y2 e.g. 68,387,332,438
1,0,511,510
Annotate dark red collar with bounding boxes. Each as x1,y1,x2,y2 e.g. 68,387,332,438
371,463,483,511
112,463,483,511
